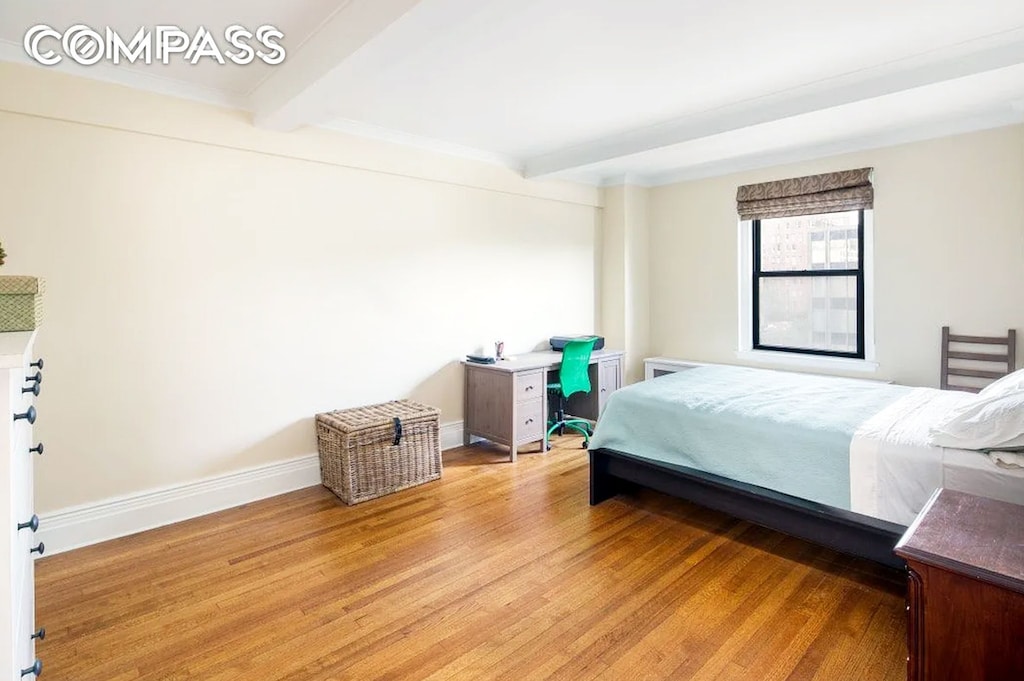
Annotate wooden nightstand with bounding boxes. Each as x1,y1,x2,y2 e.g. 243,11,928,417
894,489,1024,681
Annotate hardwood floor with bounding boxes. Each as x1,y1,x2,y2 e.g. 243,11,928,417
36,437,908,681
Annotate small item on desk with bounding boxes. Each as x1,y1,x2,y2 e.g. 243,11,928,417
495,341,505,360
466,355,496,364
550,335,605,352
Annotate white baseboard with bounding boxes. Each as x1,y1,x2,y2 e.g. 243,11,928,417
38,454,322,556
38,420,466,556
439,419,465,451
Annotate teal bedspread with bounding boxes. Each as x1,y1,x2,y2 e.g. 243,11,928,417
589,366,911,509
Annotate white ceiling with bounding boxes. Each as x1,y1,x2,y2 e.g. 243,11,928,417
2,0,1024,185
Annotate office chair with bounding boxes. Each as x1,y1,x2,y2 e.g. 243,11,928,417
547,336,598,449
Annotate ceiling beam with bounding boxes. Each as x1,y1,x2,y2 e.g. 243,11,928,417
523,30,1024,178
249,0,423,132
636,106,1024,188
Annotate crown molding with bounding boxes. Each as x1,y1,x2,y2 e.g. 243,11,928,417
597,173,654,188
318,118,523,170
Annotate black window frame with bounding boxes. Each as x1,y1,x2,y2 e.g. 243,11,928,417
752,209,866,359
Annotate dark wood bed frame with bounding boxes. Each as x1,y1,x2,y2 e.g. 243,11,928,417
589,447,907,570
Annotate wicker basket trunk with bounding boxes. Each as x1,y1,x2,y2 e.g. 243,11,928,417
315,400,441,505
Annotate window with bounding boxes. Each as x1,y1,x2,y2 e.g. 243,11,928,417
751,210,865,359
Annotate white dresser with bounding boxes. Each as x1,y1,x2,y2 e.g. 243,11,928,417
0,332,42,679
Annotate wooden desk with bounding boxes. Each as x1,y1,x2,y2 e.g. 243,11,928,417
462,349,625,461
895,489,1024,681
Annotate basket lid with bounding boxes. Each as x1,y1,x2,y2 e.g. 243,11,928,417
317,399,439,433
0,276,42,295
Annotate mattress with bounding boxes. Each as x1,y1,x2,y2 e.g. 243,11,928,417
589,366,910,510
851,387,1024,525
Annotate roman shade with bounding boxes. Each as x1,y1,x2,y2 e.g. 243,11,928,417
736,167,873,220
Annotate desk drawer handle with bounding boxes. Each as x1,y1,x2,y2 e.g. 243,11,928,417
30,443,44,456
524,385,534,391
30,542,45,556
15,406,36,424
23,383,40,397
31,628,45,641
18,515,40,533
25,371,41,386
525,418,534,424
30,358,44,370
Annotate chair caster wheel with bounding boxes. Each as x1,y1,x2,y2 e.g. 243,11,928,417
582,441,589,449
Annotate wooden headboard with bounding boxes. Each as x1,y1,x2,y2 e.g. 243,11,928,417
940,327,1017,393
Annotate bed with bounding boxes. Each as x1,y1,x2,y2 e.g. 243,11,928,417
588,365,1024,569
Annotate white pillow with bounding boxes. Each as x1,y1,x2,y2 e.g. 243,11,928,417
929,389,1024,450
979,367,1024,398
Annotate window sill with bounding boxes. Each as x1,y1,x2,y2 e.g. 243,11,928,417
735,349,879,374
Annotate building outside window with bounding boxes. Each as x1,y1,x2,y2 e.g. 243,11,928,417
751,210,865,359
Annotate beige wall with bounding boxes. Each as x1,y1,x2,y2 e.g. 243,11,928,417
599,184,650,384
649,125,1024,387
0,64,601,512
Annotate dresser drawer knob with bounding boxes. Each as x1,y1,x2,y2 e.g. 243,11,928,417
25,371,41,386
18,515,40,533
20,659,41,677
30,358,44,370
31,628,45,641
14,406,37,424
30,542,45,556
525,418,534,424
22,383,40,397
525,385,534,391
30,443,44,456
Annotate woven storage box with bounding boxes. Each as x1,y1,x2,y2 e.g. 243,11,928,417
0,276,44,332
315,399,441,505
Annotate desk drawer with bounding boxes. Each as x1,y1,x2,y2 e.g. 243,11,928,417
516,398,544,444
515,371,544,403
